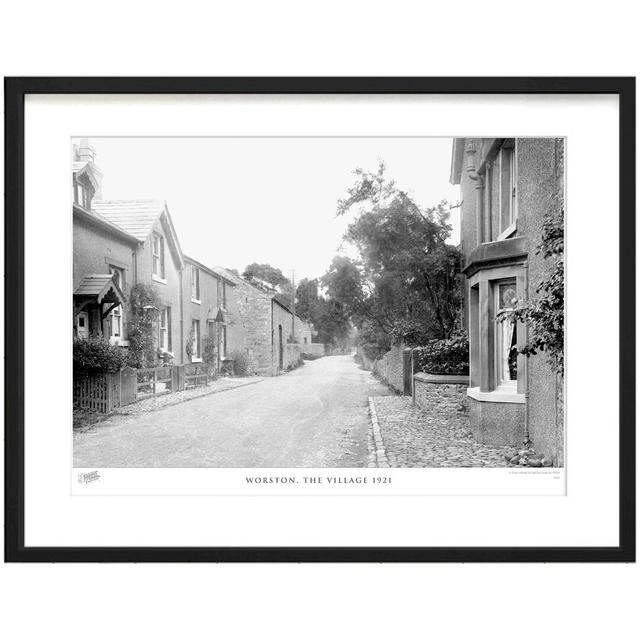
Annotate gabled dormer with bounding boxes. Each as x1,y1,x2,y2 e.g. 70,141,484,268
72,139,103,211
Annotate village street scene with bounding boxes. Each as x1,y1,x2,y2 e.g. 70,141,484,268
73,137,565,469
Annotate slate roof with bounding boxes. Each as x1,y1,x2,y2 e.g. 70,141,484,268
183,255,237,286
73,203,140,244
91,199,167,242
214,267,263,293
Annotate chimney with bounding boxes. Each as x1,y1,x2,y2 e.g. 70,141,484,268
77,138,96,164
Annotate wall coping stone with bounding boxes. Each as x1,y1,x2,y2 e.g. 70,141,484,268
414,372,469,385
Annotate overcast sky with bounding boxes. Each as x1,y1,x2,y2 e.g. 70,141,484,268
85,137,460,282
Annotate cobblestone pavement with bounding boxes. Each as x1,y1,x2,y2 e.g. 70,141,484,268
370,395,512,467
74,356,392,467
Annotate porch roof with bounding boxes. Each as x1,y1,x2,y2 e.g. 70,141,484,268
207,306,226,323
74,274,126,305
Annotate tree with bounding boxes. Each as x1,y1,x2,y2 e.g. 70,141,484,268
328,162,463,350
242,263,290,290
315,298,352,348
243,262,294,310
295,278,320,322
294,276,352,347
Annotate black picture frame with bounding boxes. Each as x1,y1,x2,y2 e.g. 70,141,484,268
4,77,635,563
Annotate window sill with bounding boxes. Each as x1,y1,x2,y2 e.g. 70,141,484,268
496,221,517,242
191,298,201,305
191,357,203,363
152,275,167,285
467,386,525,404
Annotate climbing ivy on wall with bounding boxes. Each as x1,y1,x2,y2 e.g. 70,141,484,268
127,283,162,368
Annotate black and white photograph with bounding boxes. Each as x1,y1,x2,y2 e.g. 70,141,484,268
71,135,565,471
6,76,632,565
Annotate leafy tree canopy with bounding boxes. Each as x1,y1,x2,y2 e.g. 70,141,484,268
294,276,352,348
326,162,463,350
242,263,290,290
243,262,295,310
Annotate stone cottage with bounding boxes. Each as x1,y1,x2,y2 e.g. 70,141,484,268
182,255,244,371
214,268,314,376
450,137,564,465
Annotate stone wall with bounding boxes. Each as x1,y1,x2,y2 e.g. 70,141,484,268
413,373,469,422
356,346,377,372
224,272,274,376
373,345,405,393
284,343,302,369
294,316,313,347
302,343,325,357
356,345,415,395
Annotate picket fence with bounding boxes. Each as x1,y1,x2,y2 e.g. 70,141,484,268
73,363,210,414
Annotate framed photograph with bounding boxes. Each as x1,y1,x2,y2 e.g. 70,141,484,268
4,77,635,562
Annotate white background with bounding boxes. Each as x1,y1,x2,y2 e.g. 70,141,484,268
27,94,603,547
1,2,638,639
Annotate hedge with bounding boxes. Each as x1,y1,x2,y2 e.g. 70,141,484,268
415,333,469,376
73,336,129,373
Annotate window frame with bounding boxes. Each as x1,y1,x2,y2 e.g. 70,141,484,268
108,303,123,343
159,307,171,352
496,139,517,240
74,177,91,209
76,311,89,339
191,265,200,303
152,233,166,281
191,319,201,361
494,279,518,390
219,324,227,359
109,265,124,291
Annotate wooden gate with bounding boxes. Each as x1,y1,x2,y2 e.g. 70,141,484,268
120,366,137,406
73,371,122,413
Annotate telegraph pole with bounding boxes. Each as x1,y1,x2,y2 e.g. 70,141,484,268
291,269,296,339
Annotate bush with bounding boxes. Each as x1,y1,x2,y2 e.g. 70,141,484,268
229,349,250,376
202,336,216,367
73,336,129,373
415,333,469,376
